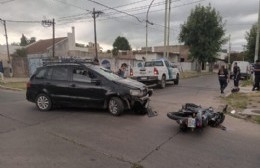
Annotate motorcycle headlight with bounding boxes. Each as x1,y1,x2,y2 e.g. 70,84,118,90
130,89,142,96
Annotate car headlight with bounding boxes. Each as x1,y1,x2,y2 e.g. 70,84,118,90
130,89,142,96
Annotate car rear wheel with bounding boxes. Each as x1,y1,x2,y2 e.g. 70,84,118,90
108,97,124,116
36,93,52,111
159,75,166,89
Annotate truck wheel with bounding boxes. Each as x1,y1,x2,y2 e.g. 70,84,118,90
108,97,124,116
159,75,166,89
36,93,52,111
174,74,179,85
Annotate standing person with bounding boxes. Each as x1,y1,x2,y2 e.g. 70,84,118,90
117,63,127,78
93,58,100,65
233,62,241,89
252,59,260,91
218,65,229,94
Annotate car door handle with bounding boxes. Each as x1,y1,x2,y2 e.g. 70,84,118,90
70,84,76,87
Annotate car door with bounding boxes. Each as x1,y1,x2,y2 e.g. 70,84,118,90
68,66,107,108
45,66,71,104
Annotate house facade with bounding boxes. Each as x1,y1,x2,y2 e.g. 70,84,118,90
0,45,21,77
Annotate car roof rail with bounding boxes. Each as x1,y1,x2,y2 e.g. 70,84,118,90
43,58,97,66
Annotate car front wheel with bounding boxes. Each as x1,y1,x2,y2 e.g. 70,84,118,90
36,93,52,111
108,97,124,116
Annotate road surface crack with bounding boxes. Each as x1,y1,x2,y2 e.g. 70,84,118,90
138,131,180,163
46,130,134,166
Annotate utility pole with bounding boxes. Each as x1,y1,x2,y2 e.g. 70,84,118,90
255,0,260,62
164,0,169,58
52,18,55,58
166,0,172,59
145,0,155,57
228,34,231,66
42,19,55,58
1,19,10,63
92,8,103,61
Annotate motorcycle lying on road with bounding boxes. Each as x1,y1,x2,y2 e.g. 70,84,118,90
167,103,227,132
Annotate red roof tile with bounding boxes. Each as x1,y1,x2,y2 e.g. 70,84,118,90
26,37,67,54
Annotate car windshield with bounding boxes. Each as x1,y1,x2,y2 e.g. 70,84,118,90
91,66,122,81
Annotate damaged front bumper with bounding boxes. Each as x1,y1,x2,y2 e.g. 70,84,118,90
123,89,158,117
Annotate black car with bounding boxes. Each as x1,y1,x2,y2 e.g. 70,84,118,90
26,62,153,116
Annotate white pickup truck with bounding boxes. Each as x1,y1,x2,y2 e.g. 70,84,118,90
130,59,180,88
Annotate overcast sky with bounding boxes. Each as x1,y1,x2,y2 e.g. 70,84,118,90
0,0,259,52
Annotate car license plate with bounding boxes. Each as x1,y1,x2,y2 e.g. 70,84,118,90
140,71,146,74
187,118,196,128
141,77,147,80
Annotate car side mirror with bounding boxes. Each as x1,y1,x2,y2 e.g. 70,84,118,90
91,79,101,85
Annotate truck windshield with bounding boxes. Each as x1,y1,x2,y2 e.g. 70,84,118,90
144,61,163,67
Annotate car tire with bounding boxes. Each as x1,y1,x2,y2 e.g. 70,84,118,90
108,97,124,116
159,75,166,89
36,93,52,111
174,74,179,85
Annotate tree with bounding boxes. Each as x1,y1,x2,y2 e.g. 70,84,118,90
20,34,28,46
179,4,226,72
224,52,246,63
13,48,27,57
245,24,259,62
20,34,36,46
29,37,36,44
112,36,131,56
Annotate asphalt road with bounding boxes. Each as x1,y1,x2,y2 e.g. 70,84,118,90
0,74,260,168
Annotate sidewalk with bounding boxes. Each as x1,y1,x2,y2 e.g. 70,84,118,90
226,85,260,117
0,77,29,83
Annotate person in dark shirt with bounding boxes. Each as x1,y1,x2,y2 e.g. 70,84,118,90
218,65,229,94
117,63,127,78
233,62,241,89
252,59,260,91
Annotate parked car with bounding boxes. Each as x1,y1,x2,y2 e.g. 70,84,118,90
230,61,251,80
26,61,153,116
130,59,180,88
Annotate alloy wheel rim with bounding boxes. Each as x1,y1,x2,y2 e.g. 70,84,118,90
37,96,49,110
109,100,118,114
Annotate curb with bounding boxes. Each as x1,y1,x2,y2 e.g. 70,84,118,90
0,85,24,91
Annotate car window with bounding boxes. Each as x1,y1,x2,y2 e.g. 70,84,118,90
35,68,47,80
52,67,69,81
46,68,53,80
154,61,163,66
164,61,170,67
144,62,153,67
144,61,164,67
72,67,94,82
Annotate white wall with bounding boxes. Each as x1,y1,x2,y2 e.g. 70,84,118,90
174,62,193,72
135,53,160,61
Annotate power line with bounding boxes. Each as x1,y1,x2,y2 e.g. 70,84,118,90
58,0,205,24
101,0,149,12
4,19,41,23
57,0,175,22
53,0,92,12
85,0,143,22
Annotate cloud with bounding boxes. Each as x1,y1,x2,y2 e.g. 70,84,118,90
0,0,259,52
